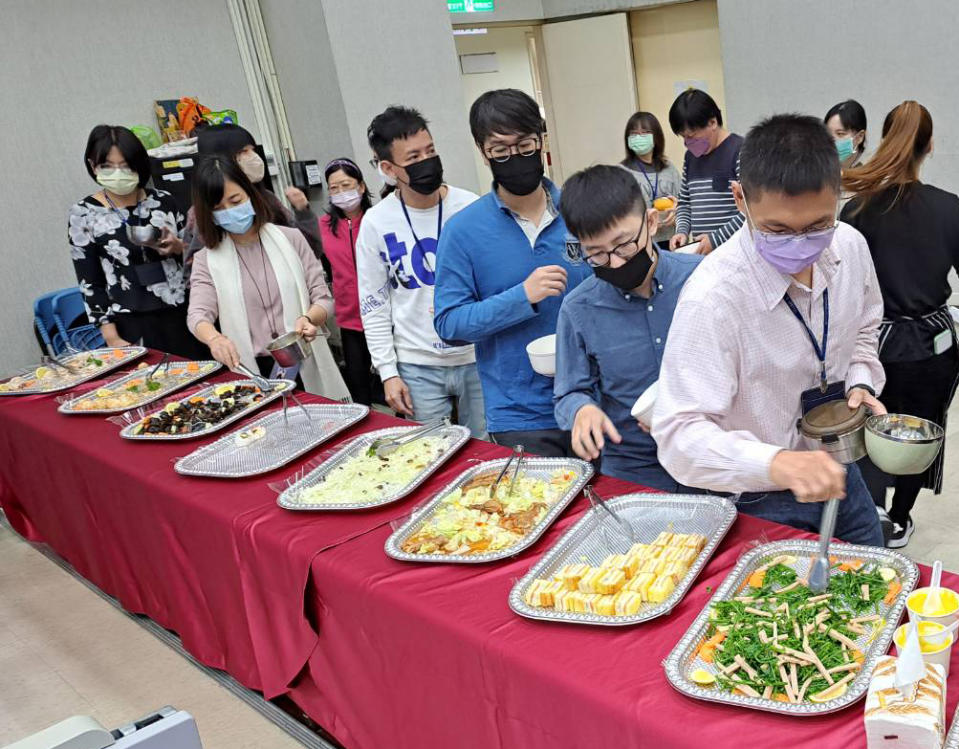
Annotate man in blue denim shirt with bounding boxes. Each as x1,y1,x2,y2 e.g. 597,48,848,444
554,165,701,490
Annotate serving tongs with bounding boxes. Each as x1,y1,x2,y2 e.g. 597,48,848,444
367,418,448,458
489,444,525,498
40,346,80,375
584,485,638,547
232,361,309,427
146,352,171,384
808,497,840,593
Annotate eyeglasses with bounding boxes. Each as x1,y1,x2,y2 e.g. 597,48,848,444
742,197,839,240
485,136,541,163
580,218,648,268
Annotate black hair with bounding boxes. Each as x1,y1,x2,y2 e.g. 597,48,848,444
324,157,373,237
668,89,723,134
367,106,430,164
469,88,544,146
560,165,646,240
622,111,668,171
824,99,868,154
740,114,841,199
84,125,152,188
191,154,271,247
197,123,256,158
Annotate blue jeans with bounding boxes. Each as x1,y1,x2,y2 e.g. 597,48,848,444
396,362,487,439
734,462,883,546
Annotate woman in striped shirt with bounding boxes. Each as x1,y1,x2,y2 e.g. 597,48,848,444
667,89,744,255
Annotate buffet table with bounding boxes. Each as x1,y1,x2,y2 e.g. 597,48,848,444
1,353,957,749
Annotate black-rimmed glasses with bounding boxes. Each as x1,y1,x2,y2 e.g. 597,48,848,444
580,218,648,268
485,136,541,163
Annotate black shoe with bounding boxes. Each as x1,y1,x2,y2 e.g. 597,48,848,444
887,518,915,549
876,507,894,546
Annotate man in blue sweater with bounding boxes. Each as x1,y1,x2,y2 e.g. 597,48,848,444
555,165,700,490
433,89,592,457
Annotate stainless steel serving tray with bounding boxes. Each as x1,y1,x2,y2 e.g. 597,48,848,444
277,423,471,511
0,347,147,395
119,378,295,441
946,704,959,749
509,494,737,626
664,539,919,715
175,402,369,478
58,360,222,414
384,457,593,564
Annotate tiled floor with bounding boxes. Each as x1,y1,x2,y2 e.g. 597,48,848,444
1,399,957,747
0,524,305,748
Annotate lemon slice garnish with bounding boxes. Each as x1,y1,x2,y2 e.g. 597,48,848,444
95,388,113,398
690,668,716,686
809,682,848,703
35,366,52,379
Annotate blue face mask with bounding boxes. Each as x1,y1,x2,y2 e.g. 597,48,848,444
835,136,855,162
213,200,255,234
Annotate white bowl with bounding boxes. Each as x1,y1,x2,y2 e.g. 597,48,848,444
894,621,954,676
526,334,556,377
630,381,658,424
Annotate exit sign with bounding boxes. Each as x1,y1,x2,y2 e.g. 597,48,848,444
448,1,494,12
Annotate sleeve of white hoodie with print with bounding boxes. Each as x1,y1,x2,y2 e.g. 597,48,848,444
355,213,400,382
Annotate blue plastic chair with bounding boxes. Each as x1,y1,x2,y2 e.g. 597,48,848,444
34,288,74,355
52,288,104,351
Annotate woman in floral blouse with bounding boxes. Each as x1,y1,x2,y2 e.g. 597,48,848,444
69,125,204,357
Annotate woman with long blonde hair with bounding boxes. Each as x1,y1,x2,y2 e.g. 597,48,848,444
841,100,959,548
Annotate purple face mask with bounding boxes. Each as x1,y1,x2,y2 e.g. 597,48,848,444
684,135,711,157
744,199,838,275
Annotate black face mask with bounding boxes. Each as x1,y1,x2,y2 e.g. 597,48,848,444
402,155,444,195
490,151,545,196
593,247,655,291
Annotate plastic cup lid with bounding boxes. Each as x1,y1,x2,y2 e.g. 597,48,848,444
800,400,867,438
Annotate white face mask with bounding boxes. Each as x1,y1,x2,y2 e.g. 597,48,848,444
331,189,362,212
377,162,397,187
237,151,265,183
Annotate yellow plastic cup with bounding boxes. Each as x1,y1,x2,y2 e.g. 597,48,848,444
906,587,959,627
894,621,953,676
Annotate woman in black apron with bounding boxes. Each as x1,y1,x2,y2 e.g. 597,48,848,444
842,100,959,548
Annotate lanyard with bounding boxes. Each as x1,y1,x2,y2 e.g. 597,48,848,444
102,191,141,226
635,161,659,200
399,193,442,271
783,288,829,392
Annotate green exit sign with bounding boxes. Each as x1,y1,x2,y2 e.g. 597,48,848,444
448,0,494,12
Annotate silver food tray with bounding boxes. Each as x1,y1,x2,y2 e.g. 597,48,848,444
175,402,369,478
384,457,593,564
664,539,919,716
58,360,222,414
509,494,737,626
946,703,959,749
277,423,471,511
119,378,296,441
0,347,147,395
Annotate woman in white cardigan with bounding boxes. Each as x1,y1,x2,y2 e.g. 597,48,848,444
188,155,349,400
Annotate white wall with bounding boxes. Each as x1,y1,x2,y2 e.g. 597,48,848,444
717,0,959,194
321,0,479,195
455,26,540,192
0,0,255,370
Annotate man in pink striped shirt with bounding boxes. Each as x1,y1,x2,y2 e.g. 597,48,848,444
653,114,885,546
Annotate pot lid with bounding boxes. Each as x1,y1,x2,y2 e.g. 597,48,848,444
800,400,867,438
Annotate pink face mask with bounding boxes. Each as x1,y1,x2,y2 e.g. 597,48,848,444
684,135,711,158
743,198,838,275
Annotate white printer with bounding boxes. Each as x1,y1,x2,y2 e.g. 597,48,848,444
3,706,202,749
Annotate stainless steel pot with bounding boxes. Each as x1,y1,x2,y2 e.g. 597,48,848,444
266,331,312,368
126,223,161,248
799,400,867,465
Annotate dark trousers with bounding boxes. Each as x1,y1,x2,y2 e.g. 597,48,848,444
114,306,207,360
490,428,573,458
339,328,380,407
862,348,959,526
735,462,883,546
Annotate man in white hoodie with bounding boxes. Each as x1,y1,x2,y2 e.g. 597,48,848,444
356,106,486,437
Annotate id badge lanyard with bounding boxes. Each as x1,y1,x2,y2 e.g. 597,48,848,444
783,288,829,393
399,194,443,273
637,162,659,201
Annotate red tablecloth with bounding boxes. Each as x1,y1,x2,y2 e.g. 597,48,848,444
2,353,957,749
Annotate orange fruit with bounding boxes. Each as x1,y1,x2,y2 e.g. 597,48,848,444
653,197,674,211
